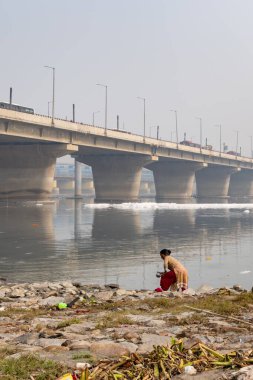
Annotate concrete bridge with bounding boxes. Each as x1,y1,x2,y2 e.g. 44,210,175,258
0,108,253,201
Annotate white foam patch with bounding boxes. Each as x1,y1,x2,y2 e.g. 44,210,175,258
84,202,253,211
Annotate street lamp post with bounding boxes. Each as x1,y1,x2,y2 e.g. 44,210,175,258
196,117,202,152
44,66,55,123
137,97,146,142
170,110,178,147
149,125,159,139
156,125,159,140
96,84,107,133
235,130,239,158
92,110,100,127
215,124,222,156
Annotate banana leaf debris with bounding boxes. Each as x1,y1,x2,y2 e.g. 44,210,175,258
59,339,253,379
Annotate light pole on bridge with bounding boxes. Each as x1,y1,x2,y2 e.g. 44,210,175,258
170,110,178,148
235,130,239,158
149,125,159,140
196,117,202,152
96,84,108,134
215,124,222,156
44,66,55,124
137,96,146,142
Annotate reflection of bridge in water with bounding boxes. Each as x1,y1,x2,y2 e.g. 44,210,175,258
0,199,252,288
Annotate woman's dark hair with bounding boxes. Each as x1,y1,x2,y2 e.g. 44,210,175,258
160,248,171,256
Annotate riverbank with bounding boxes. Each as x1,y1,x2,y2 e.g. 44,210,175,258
0,280,253,379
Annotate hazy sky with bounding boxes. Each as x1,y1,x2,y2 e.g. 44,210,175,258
1,0,253,156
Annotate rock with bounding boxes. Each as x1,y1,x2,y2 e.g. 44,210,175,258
105,284,119,290
39,296,65,306
37,338,66,347
44,345,69,352
126,315,153,324
64,322,96,334
123,331,140,341
115,289,136,297
183,288,196,296
15,333,39,345
95,291,114,301
231,365,253,379
0,288,8,297
146,319,166,328
196,284,214,294
31,317,61,329
10,288,26,298
137,333,172,353
68,340,91,350
90,341,130,358
233,284,244,292
120,341,138,353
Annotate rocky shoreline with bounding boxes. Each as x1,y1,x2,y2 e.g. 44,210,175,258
0,280,253,379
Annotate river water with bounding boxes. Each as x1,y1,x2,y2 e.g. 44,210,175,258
0,198,253,290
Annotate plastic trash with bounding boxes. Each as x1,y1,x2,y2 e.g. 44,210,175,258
184,365,197,375
57,373,74,380
57,302,68,310
76,362,91,370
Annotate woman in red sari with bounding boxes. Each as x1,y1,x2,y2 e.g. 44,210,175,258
159,248,188,292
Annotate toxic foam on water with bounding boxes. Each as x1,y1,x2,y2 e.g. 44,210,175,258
84,202,253,211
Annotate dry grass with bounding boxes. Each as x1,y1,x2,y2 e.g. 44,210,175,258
0,354,67,380
0,347,18,359
95,311,135,329
72,351,96,364
0,307,47,320
56,317,81,329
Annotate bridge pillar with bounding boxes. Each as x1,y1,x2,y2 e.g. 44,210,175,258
0,144,77,199
229,169,253,197
196,166,239,198
147,161,206,200
77,154,154,202
74,159,82,198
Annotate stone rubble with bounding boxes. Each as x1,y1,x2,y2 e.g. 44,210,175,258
0,280,252,379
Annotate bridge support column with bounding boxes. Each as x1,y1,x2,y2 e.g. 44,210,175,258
147,161,206,200
229,170,253,197
0,144,77,199
196,166,239,198
74,159,82,198
77,154,154,202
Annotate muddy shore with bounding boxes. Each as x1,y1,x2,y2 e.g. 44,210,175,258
0,280,253,379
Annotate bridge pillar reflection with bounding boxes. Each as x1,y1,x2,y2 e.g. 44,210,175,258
147,161,206,200
229,169,253,197
196,166,240,198
0,144,77,199
77,154,154,202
